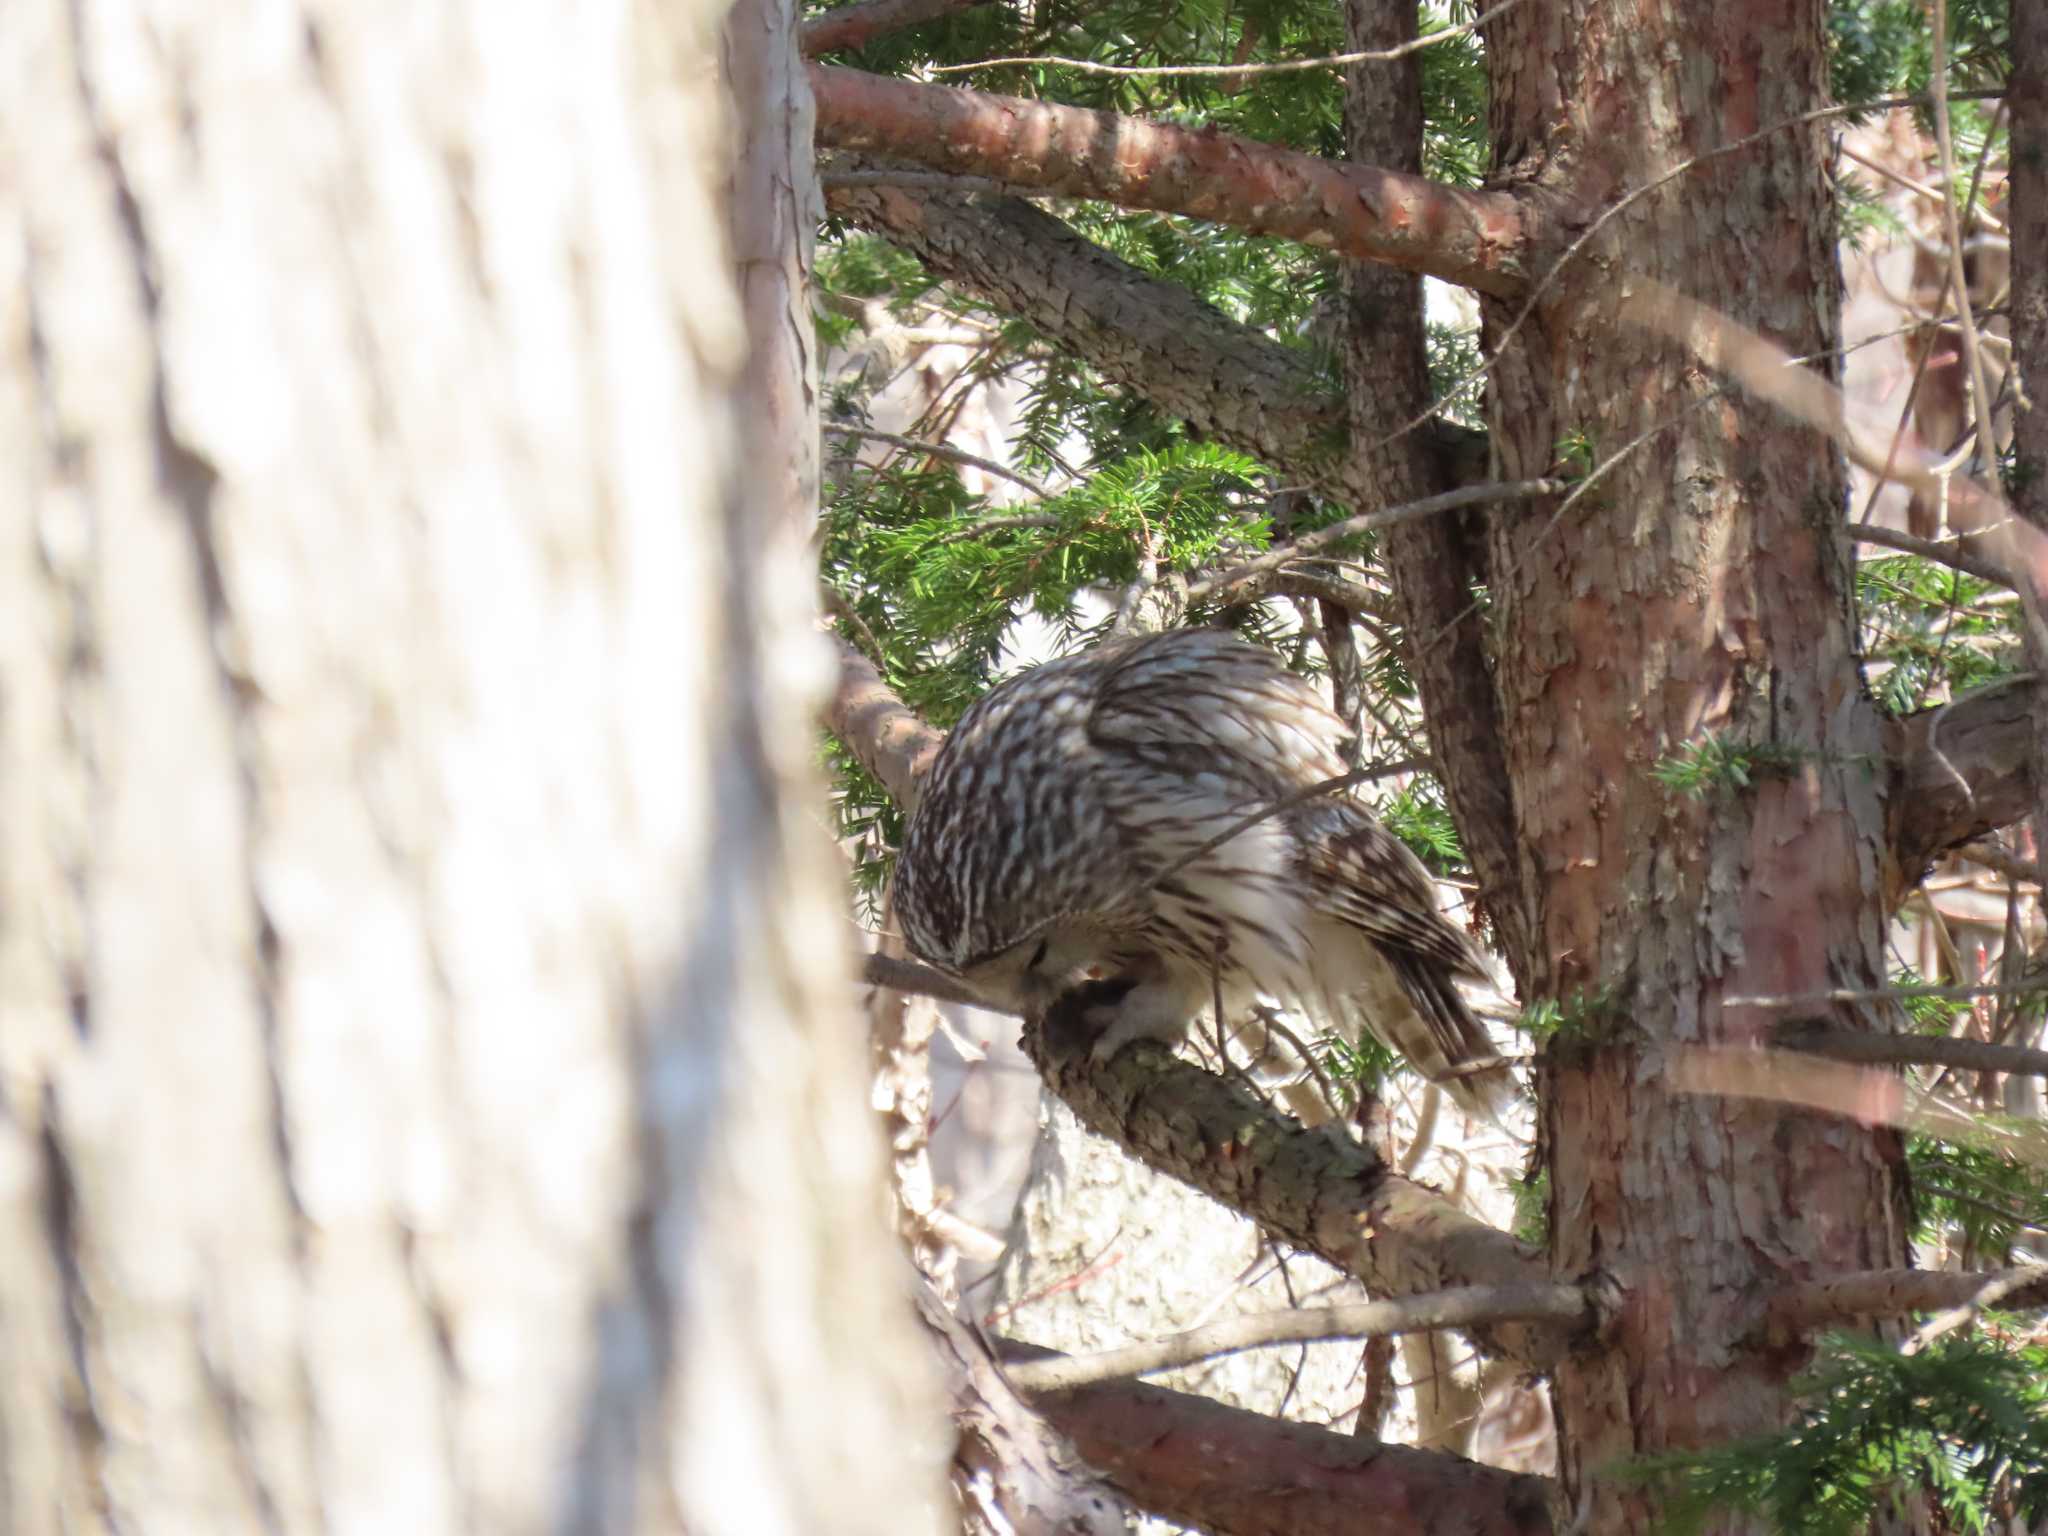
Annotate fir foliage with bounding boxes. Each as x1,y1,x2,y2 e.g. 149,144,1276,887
1633,1331,2048,1536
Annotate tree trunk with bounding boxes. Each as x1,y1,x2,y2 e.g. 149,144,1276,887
0,1,944,1531
1476,4,1913,1530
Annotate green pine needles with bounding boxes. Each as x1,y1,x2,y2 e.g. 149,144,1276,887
1632,1330,2048,1536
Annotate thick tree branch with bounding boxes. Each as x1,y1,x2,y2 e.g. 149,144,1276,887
1886,675,2040,883
801,0,987,57
823,178,1494,500
826,639,943,813
1025,987,1564,1369
1003,1283,1593,1393
811,66,1531,297
1010,1344,1557,1536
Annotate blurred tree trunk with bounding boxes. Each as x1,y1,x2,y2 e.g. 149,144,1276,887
0,1,943,1532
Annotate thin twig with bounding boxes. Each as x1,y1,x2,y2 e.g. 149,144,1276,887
933,512,1063,545
1001,1282,1592,1393
1185,480,1568,607
1727,978,2048,1011
1839,142,2006,234
823,422,1055,500
930,0,1525,77
1108,760,1421,914
1927,8,2005,490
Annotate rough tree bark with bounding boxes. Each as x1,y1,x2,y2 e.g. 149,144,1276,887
0,1,943,1531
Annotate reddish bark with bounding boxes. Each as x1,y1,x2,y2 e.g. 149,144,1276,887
1476,4,1913,1530
801,0,986,57
810,64,1532,297
1028,1364,1555,1536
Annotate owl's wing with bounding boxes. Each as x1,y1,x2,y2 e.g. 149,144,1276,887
1090,631,1488,979
1301,806,1492,979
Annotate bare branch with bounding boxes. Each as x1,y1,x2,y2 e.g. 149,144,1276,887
1904,1262,2048,1353
1770,1020,2048,1080
1850,523,2025,588
1185,479,1567,607
824,421,1054,499
1002,1282,1593,1393
801,0,988,58
810,66,1532,297
1769,1265,2048,1334
825,639,944,812
863,950,993,1009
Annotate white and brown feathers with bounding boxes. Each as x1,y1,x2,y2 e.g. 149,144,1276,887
893,628,1516,1119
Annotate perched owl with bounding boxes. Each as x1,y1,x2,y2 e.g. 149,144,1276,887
893,627,1516,1121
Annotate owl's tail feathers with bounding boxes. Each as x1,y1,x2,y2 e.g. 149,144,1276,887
1364,955,1521,1125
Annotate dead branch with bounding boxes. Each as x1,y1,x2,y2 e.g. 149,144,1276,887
825,422,1055,500
1184,479,1567,607
1771,1019,2048,1079
1002,1282,1593,1393
1769,1264,2048,1333
864,951,992,1009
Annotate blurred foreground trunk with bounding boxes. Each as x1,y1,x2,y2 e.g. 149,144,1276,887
0,0,943,1530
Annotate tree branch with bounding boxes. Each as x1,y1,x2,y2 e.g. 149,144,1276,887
1771,1020,2048,1080
824,421,1054,499
1769,1264,2048,1333
825,639,944,813
863,951,989,1009
1010,1345,1557,1536
801,0,988,57
811,66,1531,297
1025,986,1565,1370
823,178,1494,505
1886,675,2040,883
1851,523,2027,589
1002,1283,1593,1393
1185,479,1567,607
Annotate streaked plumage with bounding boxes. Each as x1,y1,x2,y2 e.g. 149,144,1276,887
894,628,1516,1120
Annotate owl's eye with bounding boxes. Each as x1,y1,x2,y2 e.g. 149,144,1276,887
1027,938,1050,971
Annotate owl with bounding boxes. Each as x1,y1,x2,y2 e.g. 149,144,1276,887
893,627,1516,1121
